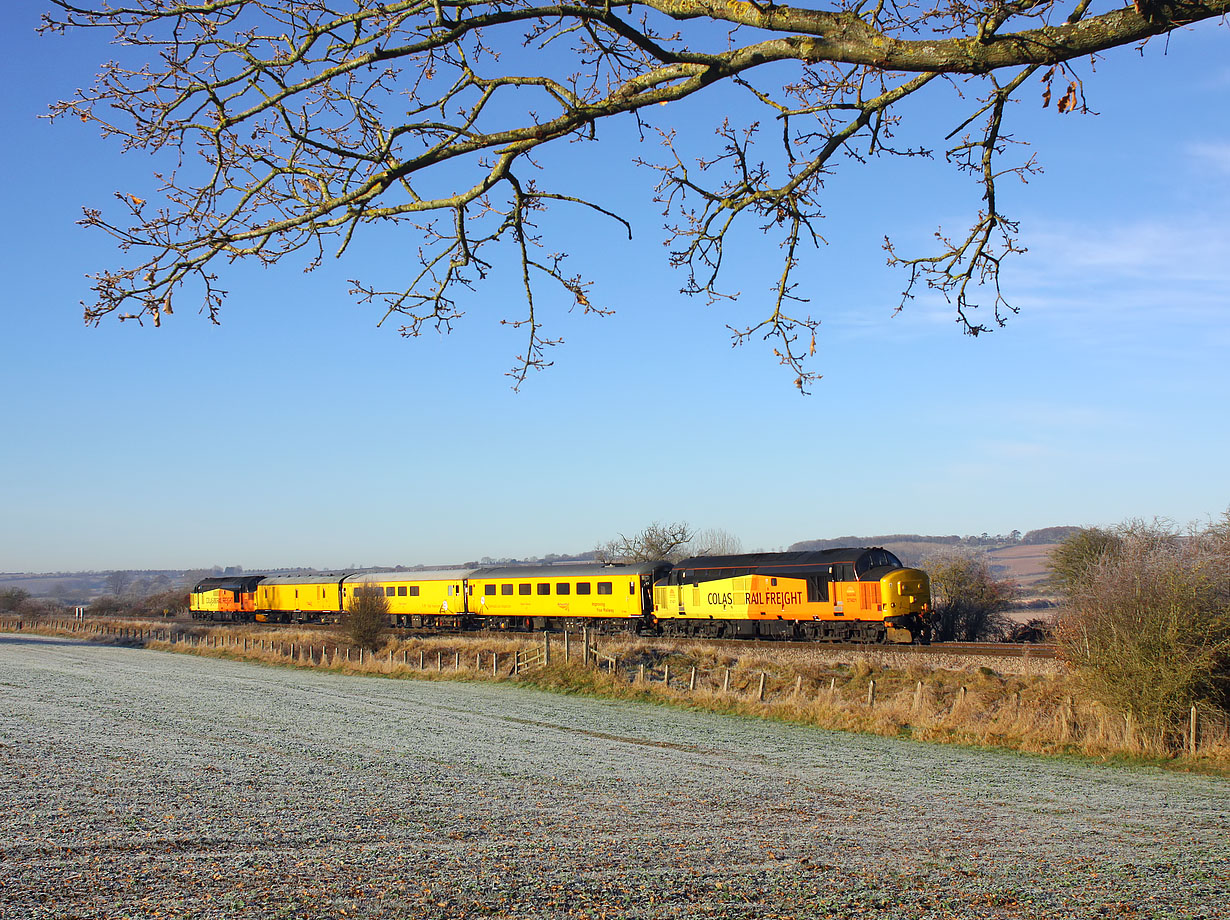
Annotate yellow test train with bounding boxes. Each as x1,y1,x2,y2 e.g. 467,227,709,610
190,547,932,643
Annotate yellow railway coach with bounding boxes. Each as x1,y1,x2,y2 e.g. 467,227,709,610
344,570,470,629
652,549,931,643
466,562,669,631
255,572,356,623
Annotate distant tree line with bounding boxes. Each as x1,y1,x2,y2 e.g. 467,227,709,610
791,527,1081,553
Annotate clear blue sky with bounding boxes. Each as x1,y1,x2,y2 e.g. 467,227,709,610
2,7,1227,573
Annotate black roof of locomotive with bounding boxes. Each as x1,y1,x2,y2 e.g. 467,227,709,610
191,574,266,593
673,549,897,571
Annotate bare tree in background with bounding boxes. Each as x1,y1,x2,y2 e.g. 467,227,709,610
595,522,741,563
40,1,1229,390
688,528,744,557
595,521,695,564
104,570,134,596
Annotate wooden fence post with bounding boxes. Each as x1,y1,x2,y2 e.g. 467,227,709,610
638,664,645,684
913,680,923,712
663,663,670,686
689,667,697,692
866,679,876,708
454,651,460,670
757,672,766,702
420,650,425,669
1190,705,1199,755
493,653,499,677
582,628,590,666
723,669,730,693
794,675,803,698
544,632,551,666
564,631,570,661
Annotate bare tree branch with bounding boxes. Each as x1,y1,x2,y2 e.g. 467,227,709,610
41,0,1229,388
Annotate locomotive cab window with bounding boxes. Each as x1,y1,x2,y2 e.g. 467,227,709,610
855,549,902,578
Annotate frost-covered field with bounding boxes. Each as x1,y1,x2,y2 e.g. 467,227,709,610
1,635,1226,919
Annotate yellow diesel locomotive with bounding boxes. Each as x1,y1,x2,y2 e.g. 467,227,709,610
190,548,932,643
654,549,931,643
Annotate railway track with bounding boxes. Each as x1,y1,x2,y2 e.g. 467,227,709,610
176,617,1055,658
673,639,1056,658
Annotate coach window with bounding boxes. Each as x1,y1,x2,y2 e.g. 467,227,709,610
537,583,551,595
519,584,532,596
485,584,498,595
501,584,514,595
383,587,393,597
409,586,420,597
576,582,591,595
597,582,613,595
556,583,570,595
398,587,407,597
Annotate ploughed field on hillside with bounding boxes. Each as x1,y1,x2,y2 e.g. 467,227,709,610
2,636,1226,920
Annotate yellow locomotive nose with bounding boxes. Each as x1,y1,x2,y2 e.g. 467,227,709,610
879,567,932,644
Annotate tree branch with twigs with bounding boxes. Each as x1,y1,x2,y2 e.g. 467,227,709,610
41,0,1229,389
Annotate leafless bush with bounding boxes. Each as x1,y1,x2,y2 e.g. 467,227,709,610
1055,517,1230,749
923,549,1016,642
344,586,390,651
0,588,31,613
